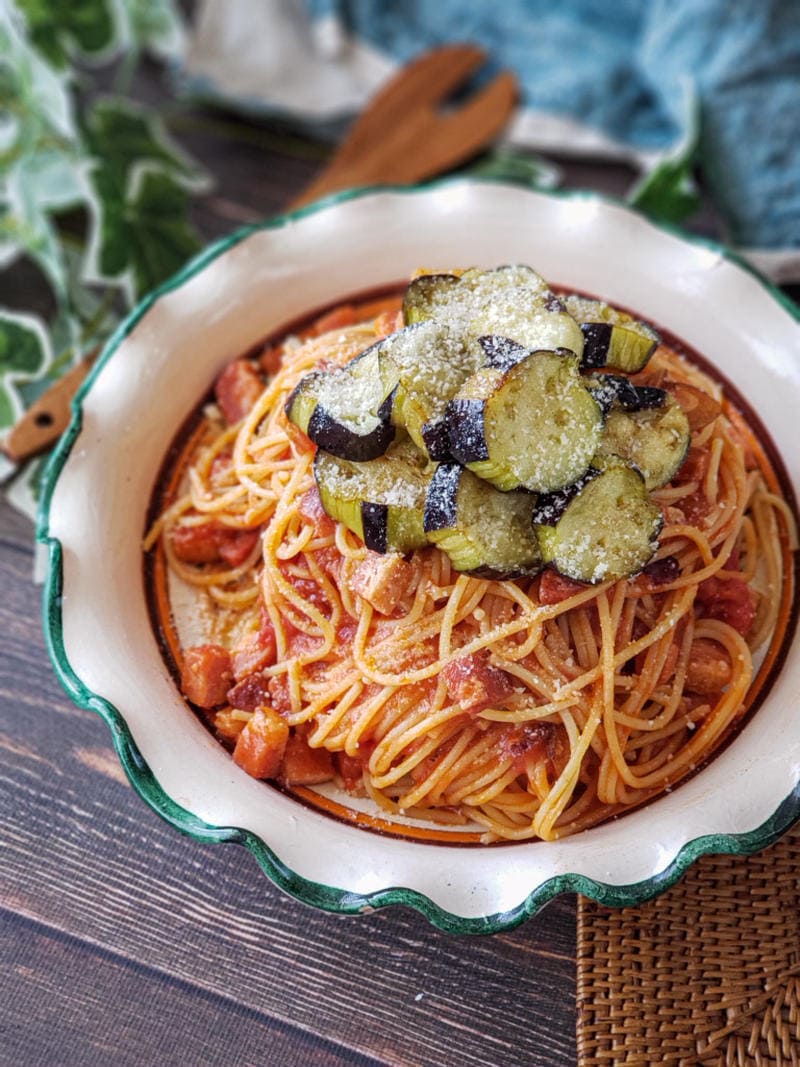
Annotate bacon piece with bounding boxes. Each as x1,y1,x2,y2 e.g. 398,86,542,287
538,569,589,605
685,638,732,695
259,344,283,376
214,359,264,425
310,304,357,337
351,552,415,615
696,574,757,635
500,722,567,776
336,752,367,793
267,674,292,716
227,672,272,711
233,706,289,779
171,524,223,564
443,653,513,714
180,644,233,708
170,523,260,567
232,628,277,681
217,528,260,568
214,707,249,742
280,734,335,785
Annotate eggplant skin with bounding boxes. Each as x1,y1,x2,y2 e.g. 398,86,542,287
420,417,453,461
361,501,390,553
445,399,490,463
423,463,462,531
580,323,614,368
530,470,600,526
306,394,395,461
477,334,529,370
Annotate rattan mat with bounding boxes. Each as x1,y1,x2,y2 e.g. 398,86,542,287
577,823,800,1066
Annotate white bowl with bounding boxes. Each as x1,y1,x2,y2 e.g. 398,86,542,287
39,182,800,933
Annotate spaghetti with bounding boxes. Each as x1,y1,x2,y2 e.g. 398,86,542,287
146,294,797,842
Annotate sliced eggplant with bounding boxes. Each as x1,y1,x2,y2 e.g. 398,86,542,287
564,295,660,372
587,374,669,418
534,461,663,583
313,439,432,554
285,344,395,461
402,273,461,324
447,349,603,492
403,266,585,358
594,392,691,489
424,464,542,578
377,321,483,459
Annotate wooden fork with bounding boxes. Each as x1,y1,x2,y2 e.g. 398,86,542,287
3,44,517,465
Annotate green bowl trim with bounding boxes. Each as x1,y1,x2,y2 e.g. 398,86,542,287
37,179,800,935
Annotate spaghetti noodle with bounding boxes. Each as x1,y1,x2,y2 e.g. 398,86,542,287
146,294,797,842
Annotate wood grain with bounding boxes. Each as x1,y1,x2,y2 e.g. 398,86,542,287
4,913,382,1067
0,503,577,1067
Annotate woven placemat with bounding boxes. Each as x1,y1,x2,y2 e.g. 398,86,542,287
577,823,800,1066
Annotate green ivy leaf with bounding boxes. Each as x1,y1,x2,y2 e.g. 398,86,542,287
116,0,185,59
628,83,701,226
88,165,200,301
15,0,115,68
0,310,52,429
0,9,82,295
84,97,205,190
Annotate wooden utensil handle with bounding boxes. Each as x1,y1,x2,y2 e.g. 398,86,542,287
2,356,95,464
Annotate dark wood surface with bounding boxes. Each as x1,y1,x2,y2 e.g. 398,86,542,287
2,57,797,1067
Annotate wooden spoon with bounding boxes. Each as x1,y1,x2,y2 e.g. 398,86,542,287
3,44,517,466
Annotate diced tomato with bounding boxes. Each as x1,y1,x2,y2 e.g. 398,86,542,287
267,674,292,716
685,638,732,695
335,751,367,793
217,528,260,568
674,447,709,485
538,569,589,605
310,304,356,337
280,734,335,785
284,419,316,455
297,486,336,537
351,552,415,615
180,645,233,708
227,672,272,711
334,618,357,653
680,489,711,526
443,653,513,714
232,628,277,681
171,524,223,564
667,382,722,432
696,575,757,635
233,706,289,779
314,546,343,583
280,565,331,613
214,359,264,425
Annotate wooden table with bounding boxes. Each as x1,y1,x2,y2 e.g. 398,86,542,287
2,64,796,1067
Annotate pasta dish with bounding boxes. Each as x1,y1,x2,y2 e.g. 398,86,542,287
145,266,797,842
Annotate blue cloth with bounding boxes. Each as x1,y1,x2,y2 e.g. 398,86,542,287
305,0,800,251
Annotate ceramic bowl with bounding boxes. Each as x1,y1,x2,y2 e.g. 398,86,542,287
39,181,800,933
